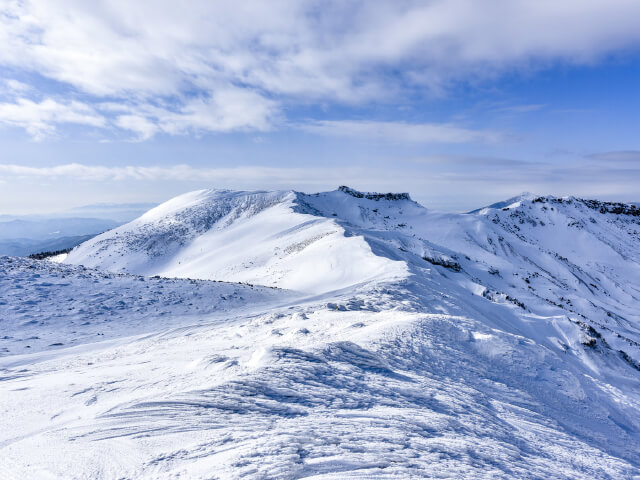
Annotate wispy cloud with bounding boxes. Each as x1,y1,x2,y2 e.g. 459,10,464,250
586,151,640,163
0,98,105,140
109,89,278,141
300,120,505,144
0,163,356,184
2,79,31,94
406,154,527,167
0,89,277,141
494,104,546,114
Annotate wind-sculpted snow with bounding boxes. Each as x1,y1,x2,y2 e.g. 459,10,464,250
0,256,291,357
2,188,640,478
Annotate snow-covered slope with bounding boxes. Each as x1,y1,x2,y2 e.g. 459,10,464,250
64,188,407,293
2,187,640,479
467,191,537,213
0,256,292,357
64,187,640,364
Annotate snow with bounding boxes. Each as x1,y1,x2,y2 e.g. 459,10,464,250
49,252,67,263
64,189,407,294
0,256,292,357
2,188,640,478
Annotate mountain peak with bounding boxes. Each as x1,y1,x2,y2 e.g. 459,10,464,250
532,195,640,216
64,187,407,293
337,186,411,201
469,192,537,213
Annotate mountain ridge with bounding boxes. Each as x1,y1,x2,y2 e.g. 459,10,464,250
63,186,640,363
4,186,638,477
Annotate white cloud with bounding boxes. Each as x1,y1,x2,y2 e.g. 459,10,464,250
155,90,277,135
111,89,278,140
2,79,31,94
4,1,640,96
0,88,277,141
0,98,105,140
2,1,640,139
0,163,346,183
114,115,158,141
300,120,504,144
494,104,546,114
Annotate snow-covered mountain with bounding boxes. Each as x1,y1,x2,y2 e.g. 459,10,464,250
2,187,640,478
64,188,409,293
64,186,640,360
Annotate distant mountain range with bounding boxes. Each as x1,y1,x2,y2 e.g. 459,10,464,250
0,202,156,256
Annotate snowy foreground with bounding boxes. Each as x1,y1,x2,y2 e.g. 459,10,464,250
1,187,640,479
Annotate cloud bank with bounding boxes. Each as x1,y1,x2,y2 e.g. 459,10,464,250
2,152,638,208
2,0,640,140
301,120,505,144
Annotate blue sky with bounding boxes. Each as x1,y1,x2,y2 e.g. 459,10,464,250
0,0,639,213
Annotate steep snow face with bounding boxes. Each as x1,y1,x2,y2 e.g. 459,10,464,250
464,196,640,363
64,189,407,294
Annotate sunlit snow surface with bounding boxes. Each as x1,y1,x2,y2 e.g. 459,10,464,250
2,188,640,479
